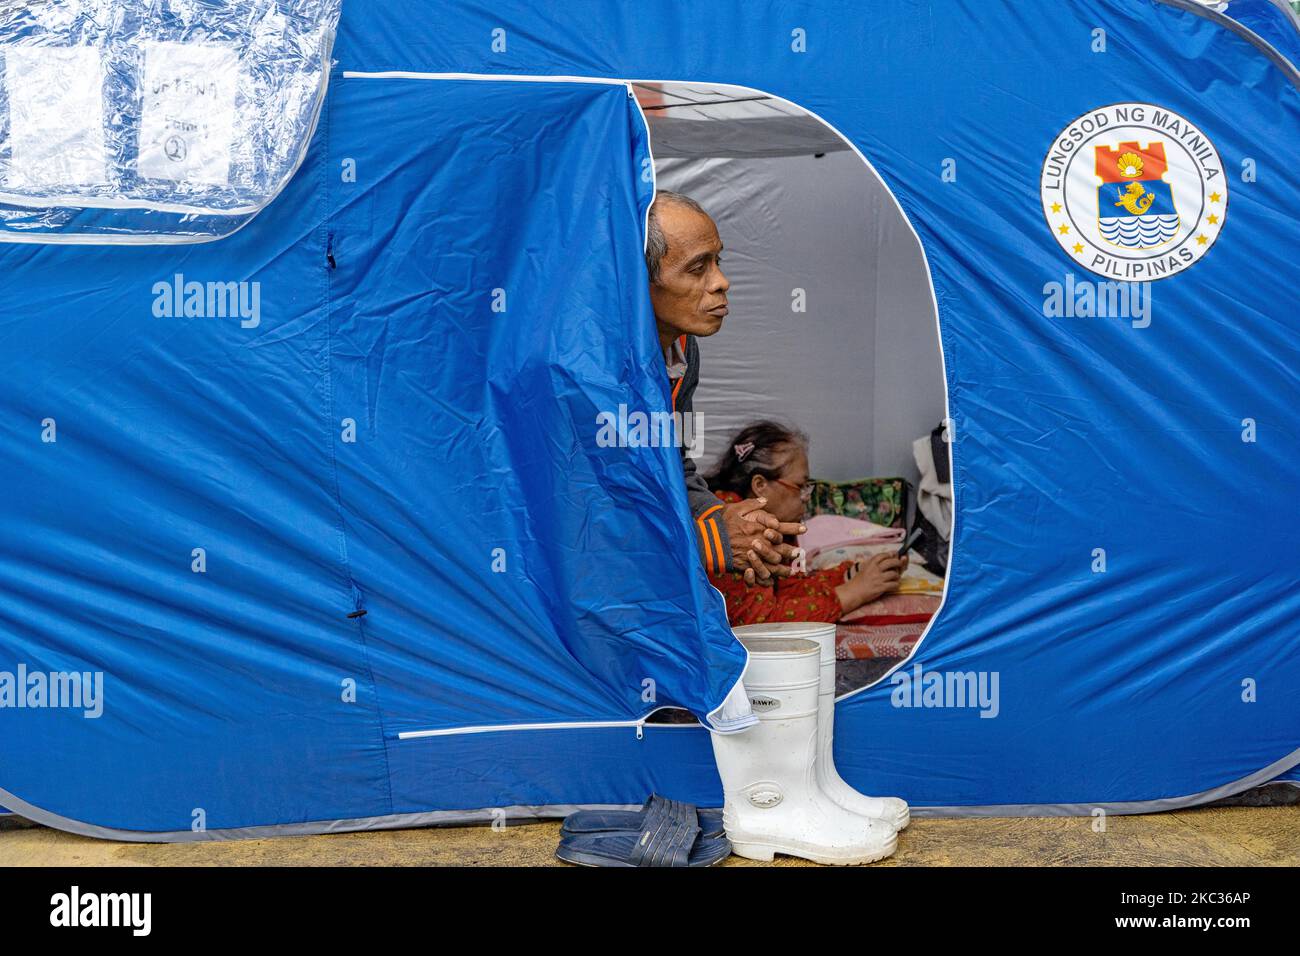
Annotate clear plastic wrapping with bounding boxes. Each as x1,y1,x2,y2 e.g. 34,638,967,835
0,0,341,243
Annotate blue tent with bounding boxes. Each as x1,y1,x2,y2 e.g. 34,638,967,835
0,0,1296,839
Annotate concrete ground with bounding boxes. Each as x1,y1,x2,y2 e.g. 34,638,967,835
1,798,1296,866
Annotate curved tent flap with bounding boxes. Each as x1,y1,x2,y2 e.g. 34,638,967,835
0,0,1298,838
322,74,750,740
0,0,341,243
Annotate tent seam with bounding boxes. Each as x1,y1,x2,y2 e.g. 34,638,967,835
318,80,397,816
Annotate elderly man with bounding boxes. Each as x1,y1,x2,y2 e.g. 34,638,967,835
645,191,801,585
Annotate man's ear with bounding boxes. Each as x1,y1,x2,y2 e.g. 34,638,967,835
751,474,769,498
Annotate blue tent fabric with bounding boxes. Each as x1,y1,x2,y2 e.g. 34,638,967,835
1228,0,1300,66
1,0,1297,836
322,76,746,736
0,69,744,833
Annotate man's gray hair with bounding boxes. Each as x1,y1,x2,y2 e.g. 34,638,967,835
645,190,708,283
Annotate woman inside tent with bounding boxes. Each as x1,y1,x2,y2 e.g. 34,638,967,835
704,421,907,626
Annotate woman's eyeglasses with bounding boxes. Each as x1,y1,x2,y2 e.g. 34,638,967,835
774,478,814,502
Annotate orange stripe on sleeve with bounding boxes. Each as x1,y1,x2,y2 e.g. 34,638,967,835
707,517,725,573
697,518,715,572
697,504,725,574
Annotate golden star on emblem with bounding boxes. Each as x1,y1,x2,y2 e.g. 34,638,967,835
1051,202,1062,213
1207,214,1219,225
1058,224,1070,235
1197,234,1208,245
1073,243,1084,253
1210,192,1221,203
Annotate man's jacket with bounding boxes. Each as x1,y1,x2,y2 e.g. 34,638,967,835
672,334,733,574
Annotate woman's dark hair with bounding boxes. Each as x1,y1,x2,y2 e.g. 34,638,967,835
704,421,809,497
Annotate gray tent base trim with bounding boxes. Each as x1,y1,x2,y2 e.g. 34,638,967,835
2,745,1296,842
911,744,1300,817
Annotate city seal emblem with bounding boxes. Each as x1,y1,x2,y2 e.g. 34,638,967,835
1040,103,1226,281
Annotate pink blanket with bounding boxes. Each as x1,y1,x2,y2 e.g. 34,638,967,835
799,514,902,561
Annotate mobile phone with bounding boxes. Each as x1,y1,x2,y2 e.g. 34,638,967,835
897,528,923,557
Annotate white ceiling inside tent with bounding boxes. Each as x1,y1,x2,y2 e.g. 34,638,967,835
634,83,851,158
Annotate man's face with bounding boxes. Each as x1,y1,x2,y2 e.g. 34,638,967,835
649,203,730,339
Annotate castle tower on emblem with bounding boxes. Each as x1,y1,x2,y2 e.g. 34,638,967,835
1094,140,1180,250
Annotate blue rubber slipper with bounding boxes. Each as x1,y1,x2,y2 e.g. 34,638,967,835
562,794,725,840
555,797,730,867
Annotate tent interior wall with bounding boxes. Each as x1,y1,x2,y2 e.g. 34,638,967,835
639,83,946,483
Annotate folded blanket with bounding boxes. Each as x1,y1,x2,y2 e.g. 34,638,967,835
836,622,927,661
802,515,945,596
799,514,902,555
836,593,942,660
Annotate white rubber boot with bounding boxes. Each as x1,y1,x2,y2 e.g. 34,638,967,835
735,623,910,831
711,636,897,865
